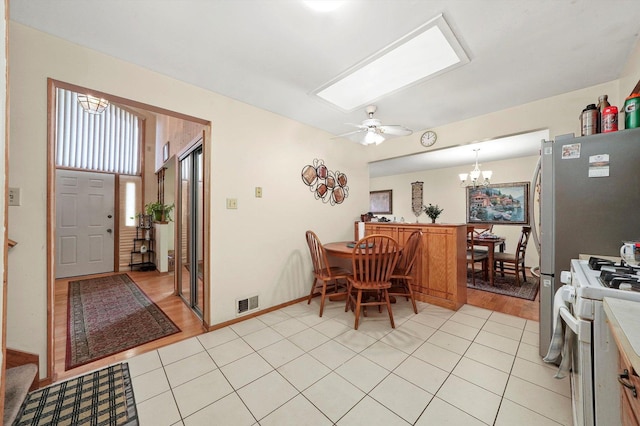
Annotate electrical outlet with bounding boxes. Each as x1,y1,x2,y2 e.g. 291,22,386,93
255,187,262,198
8,187,21,206
226,198,238,209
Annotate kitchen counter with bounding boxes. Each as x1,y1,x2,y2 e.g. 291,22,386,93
604,297,640,374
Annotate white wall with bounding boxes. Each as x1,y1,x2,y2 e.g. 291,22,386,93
7,23,369,376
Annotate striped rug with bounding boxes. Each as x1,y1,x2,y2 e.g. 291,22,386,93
14,363,138,425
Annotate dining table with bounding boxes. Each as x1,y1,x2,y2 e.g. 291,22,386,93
470,236,506,286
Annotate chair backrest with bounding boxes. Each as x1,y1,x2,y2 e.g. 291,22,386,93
466,227,476,262
305,230,330,275
351,234,399,284
469,224,493,237
515,226,532,261
395,231,423,275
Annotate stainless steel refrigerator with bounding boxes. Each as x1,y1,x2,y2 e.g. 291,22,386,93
538,127,640,356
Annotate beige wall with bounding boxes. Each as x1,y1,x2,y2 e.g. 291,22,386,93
1,0,7,388
7,23,369,376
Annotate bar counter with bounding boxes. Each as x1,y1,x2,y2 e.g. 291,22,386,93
359,222,467,311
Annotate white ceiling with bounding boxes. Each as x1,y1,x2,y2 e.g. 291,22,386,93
10,0,640,172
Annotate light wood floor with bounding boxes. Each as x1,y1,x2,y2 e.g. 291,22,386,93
54,270,206,382
466,267,540,321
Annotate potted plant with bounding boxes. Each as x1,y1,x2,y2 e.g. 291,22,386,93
144,201,175,222
424,204,444,223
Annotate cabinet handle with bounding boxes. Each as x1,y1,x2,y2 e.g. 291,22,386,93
619,369,637,398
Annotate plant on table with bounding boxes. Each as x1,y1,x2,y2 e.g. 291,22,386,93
424,204,444,223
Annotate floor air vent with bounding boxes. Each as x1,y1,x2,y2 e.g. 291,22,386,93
237,295,259,316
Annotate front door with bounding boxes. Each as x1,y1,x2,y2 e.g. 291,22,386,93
56,169,115,278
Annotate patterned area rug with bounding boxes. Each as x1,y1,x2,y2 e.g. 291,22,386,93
467,272,539,301
66,274,180,370
14,363,138,425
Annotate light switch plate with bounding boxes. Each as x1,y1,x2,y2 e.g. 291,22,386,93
226,198,238,209
255,187,262,198
8,187,20,206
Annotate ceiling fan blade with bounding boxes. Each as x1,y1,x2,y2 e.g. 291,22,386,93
333,128,367,139
378,125,413,137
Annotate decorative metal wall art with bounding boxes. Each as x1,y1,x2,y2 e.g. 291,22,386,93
301,158,349,205
411,181,424,222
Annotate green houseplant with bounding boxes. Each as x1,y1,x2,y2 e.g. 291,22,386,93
144,202,175,222
424,204,444,223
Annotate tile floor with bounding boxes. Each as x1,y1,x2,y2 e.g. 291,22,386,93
126,299,572,425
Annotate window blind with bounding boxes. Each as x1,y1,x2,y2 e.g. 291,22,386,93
55,88,141,175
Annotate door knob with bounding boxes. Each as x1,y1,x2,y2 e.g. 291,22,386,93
106,229,112,233
107,214,113,219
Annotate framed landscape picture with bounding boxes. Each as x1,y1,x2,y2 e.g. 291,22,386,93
369,190,392,214
466,182,529,225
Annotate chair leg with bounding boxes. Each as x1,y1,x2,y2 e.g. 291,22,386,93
344,282,352,312
521,263,527,283
319,280,327,317
354,290,363,330
383,289,395,328
405,279,418,314
307,277,319,305
470,263,475,285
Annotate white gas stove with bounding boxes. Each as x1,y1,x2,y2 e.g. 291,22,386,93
571,258,640,320
559,258,640,426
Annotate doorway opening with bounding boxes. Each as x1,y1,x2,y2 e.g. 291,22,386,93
47,78,211,381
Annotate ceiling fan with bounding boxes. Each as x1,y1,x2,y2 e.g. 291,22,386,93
336,105,413,145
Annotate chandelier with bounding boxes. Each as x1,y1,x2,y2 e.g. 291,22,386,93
77,94,110,114
459,149,492,188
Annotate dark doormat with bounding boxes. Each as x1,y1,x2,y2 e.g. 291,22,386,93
14,363,138,425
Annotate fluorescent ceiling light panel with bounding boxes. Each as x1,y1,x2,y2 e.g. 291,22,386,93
303,1,345,12
314,14,469,111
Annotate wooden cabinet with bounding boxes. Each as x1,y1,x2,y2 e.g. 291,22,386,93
363,222,467,310
604,298,640,426
619,349,640,425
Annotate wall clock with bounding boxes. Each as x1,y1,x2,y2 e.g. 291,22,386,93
420,131,437,147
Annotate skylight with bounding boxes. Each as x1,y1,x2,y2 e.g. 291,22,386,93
313,14,469,111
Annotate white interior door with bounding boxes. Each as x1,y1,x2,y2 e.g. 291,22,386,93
56,170,115,278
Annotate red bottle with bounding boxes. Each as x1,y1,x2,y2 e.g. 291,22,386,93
602,106,618,132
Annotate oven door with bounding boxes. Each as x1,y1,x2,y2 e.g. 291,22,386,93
559,303,594,426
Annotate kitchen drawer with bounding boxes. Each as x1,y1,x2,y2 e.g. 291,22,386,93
619,352,640,426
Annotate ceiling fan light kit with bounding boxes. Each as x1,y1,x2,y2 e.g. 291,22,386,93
336,105,413,145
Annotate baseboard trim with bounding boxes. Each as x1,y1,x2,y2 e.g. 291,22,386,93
206,296,308,332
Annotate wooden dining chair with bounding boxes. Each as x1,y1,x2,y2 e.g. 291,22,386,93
469,224,495,254
305,231,350,317
493,225,532,285
467,226,489,285
345,234,400,330
389,230,422,314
